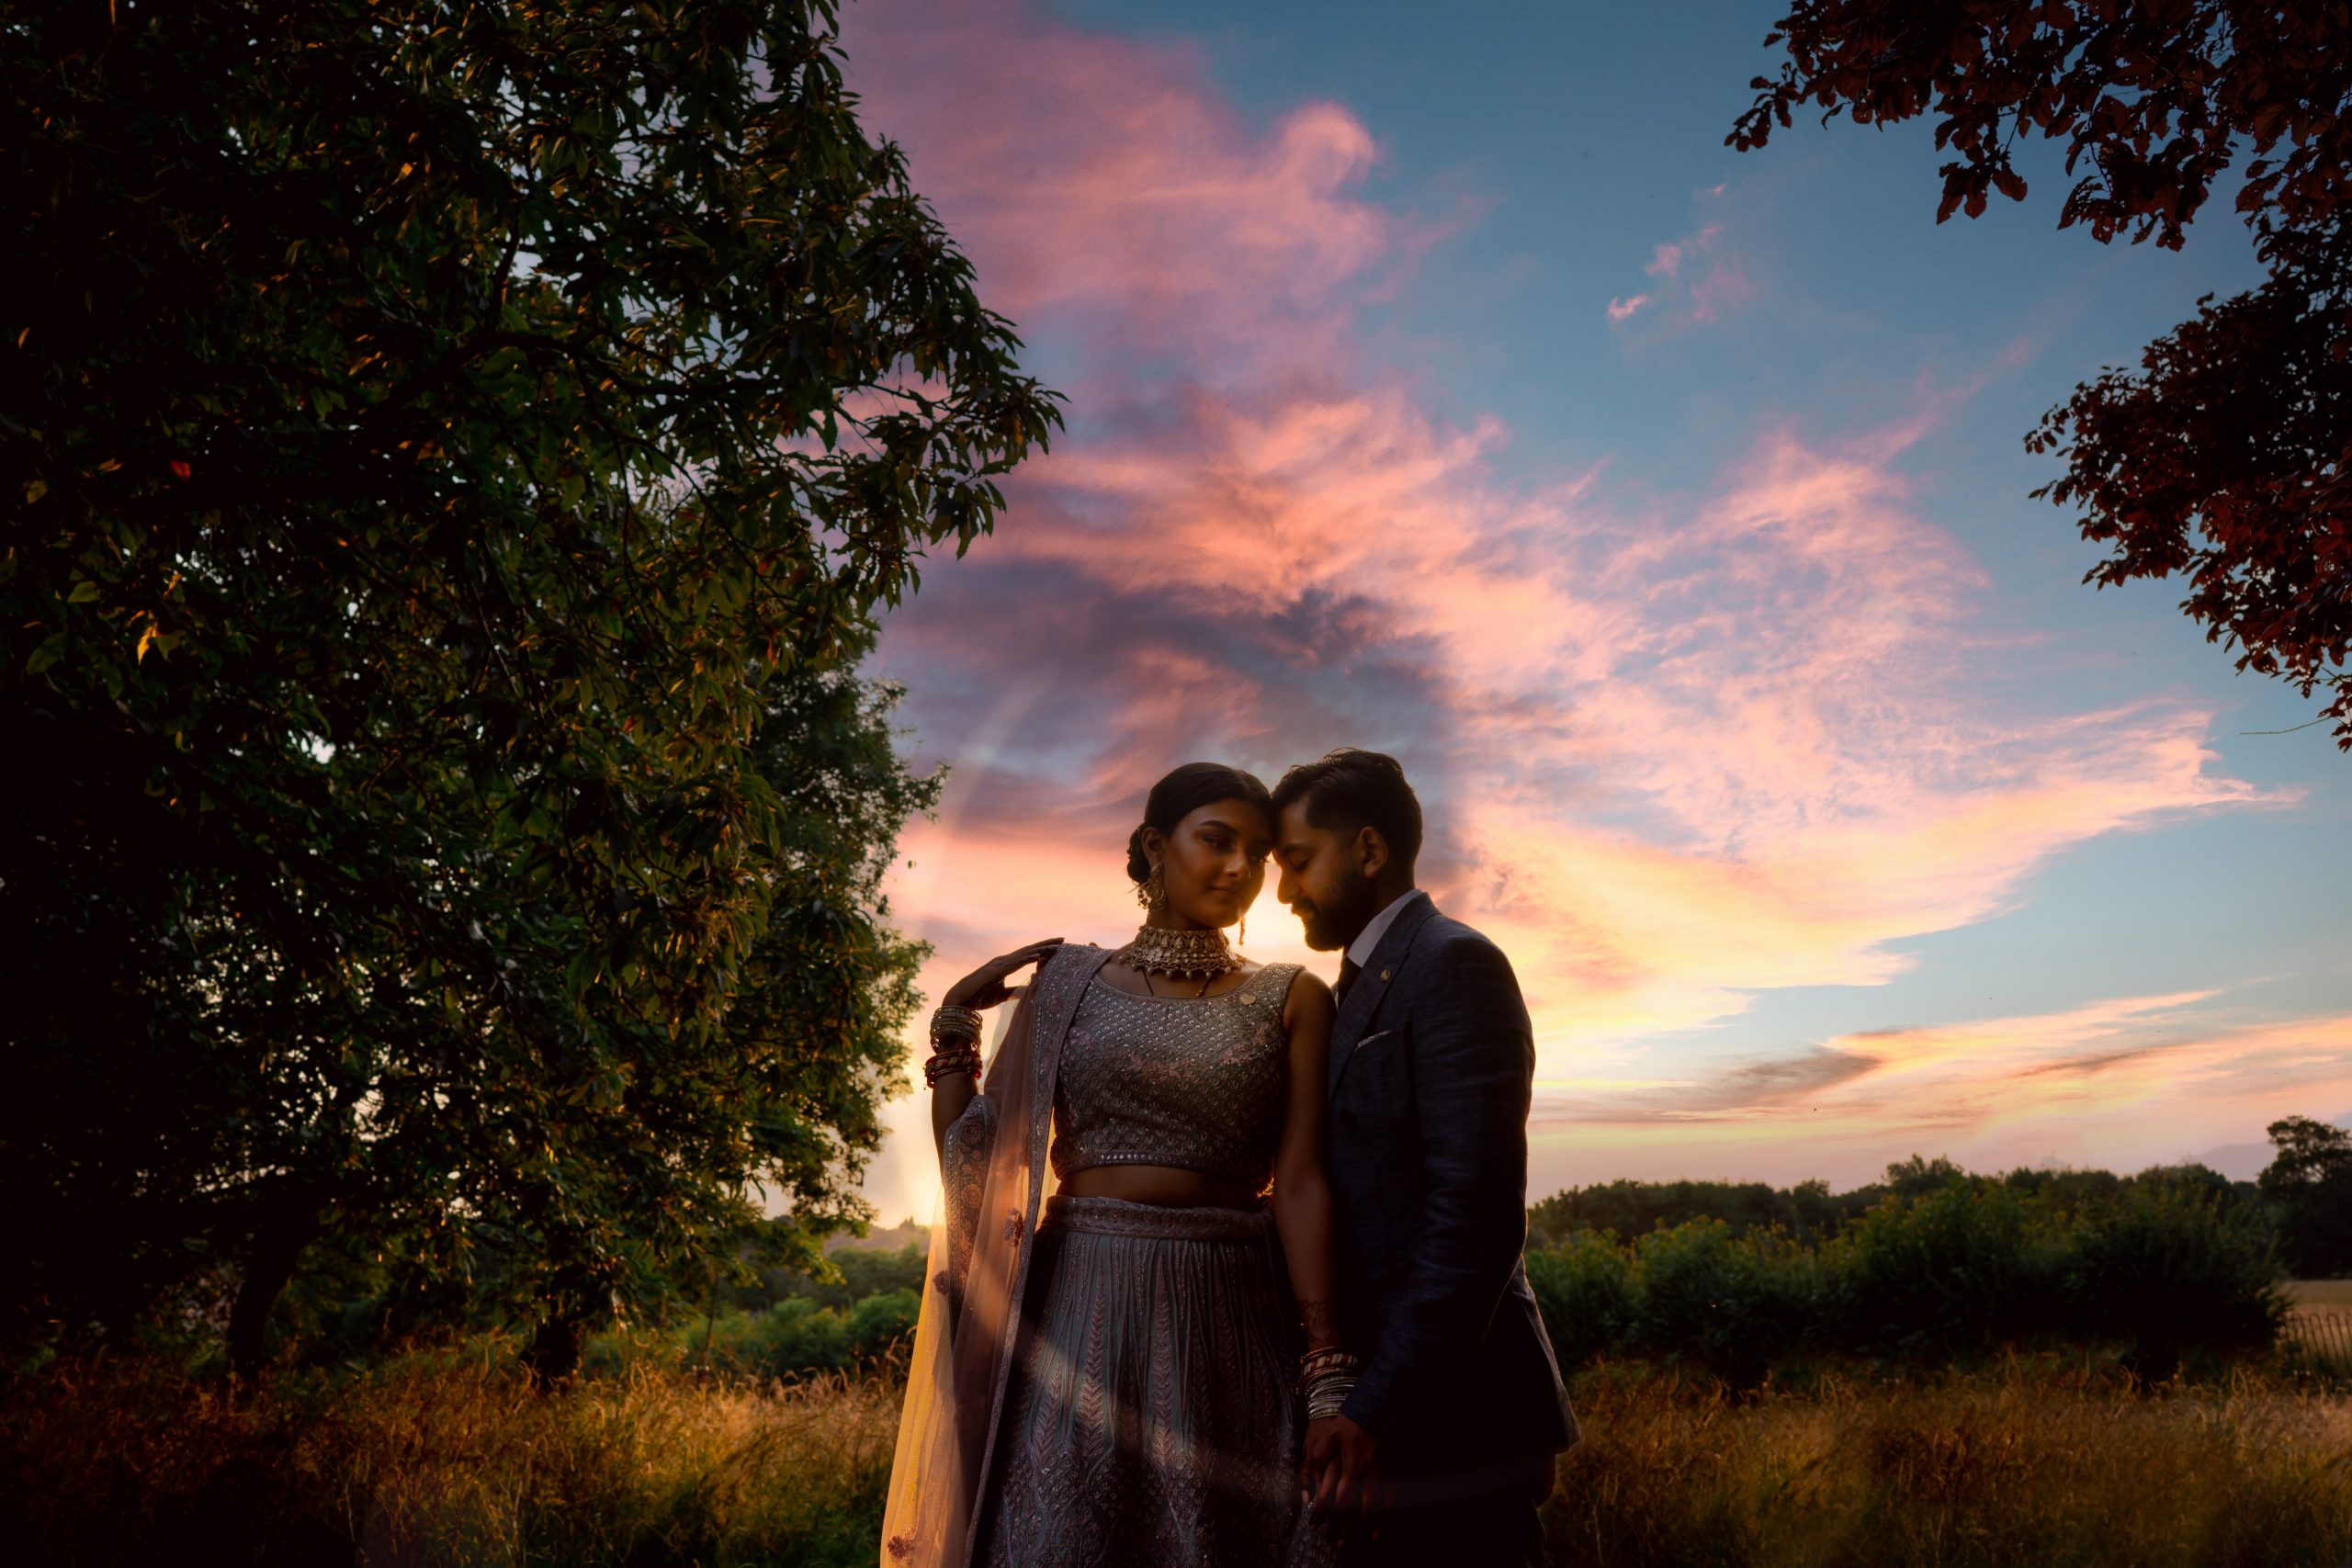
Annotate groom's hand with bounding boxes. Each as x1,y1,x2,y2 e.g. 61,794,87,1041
1304,1415,1385,1531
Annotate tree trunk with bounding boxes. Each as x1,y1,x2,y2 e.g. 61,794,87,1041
698,1264,718,1363
226,1195,321,1379
524,1309,589,1389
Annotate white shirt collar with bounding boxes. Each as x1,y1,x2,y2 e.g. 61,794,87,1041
1345,889,1420,969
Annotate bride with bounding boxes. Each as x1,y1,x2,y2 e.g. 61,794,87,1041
880,762,1351,1567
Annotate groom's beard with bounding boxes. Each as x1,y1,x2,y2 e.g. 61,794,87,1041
1291,866,1378,953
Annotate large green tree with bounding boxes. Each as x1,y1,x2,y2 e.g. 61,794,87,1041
1732,1,2352,747
2,0,1055,1375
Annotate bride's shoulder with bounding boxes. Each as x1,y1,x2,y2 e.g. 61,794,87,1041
1040,940,1109,973
1254,959,1328,1006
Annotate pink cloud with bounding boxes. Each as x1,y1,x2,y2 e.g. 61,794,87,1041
1619,220,1751,328
845,0,1406,374
838,0,2290,1218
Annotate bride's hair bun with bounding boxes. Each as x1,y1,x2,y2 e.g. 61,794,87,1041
1125,762,1275,886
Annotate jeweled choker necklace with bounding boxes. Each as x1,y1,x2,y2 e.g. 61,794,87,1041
1114,923,1240,980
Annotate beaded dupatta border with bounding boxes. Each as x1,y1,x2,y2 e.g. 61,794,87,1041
878,942,1110,1568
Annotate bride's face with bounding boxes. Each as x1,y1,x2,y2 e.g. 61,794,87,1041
1144,798,1272,931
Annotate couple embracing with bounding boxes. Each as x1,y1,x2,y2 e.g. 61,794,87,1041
882,750,1577,1568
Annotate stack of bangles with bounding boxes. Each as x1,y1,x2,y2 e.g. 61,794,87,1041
923,1003,984,1086
1298,1345,1362,1421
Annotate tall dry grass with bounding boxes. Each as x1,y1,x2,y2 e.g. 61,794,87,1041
6,1351,2351,1566
0,1349,899,1567
1547,1359,2352,1568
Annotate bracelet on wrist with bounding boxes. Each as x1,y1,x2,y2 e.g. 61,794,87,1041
922,1044,981,1087
1295,1346,1361,1390
1304,1370,1357,1420
930,1003,984,1043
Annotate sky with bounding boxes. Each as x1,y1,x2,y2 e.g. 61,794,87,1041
831,0,2352,1226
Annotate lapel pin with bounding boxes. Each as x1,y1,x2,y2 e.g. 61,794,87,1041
1380,968,1391,982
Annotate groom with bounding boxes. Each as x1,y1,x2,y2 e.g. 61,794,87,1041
1275,750,1576,1568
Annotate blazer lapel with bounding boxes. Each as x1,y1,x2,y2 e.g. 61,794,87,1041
1327,890,1438,1097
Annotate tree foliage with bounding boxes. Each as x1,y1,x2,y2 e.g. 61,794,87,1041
1527,1175,1875,1247
1732,0,2352,744
2,0,1056,1374
2257,1115,2352,1276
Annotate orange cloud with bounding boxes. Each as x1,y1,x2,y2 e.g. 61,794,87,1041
840,0,2301,1221
1531,990,2352,1187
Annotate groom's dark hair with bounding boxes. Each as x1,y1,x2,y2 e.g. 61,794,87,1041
1271,749,1423,869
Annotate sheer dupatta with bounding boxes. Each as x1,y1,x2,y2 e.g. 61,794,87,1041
880,945,1108,1568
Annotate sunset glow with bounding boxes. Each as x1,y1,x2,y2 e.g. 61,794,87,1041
844,0,2352,1224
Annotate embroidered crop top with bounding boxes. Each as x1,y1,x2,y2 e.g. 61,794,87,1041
1049,961,1303,1194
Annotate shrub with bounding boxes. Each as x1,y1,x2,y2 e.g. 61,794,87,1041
843,1290,919,1369
2065,1173,2286,1379
1826,1179,2064,1358
744,1300,853,1380
1525,1232,1636,1363
1630,1221,1821,1388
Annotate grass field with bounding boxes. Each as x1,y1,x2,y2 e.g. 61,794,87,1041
0,1351,901,1568
6,1351,2348,1567
2286,1278,2352,1312
1553,1360,2352,1567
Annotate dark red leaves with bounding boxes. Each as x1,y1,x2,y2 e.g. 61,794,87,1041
1735,0,2352,747
1727,0,2352,249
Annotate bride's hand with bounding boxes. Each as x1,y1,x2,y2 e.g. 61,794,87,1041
944,938,1064,1010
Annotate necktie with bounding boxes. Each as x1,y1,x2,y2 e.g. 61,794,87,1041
1335,955,1362,1005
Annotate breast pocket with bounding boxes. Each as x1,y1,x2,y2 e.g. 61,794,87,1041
1351,1020,1413,1107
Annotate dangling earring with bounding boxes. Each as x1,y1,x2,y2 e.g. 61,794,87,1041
1138,861,1166,912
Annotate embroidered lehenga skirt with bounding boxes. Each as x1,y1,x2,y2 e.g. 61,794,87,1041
976,1195,1330,1568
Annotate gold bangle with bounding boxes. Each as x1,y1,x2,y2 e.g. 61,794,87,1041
930,1003,984,1044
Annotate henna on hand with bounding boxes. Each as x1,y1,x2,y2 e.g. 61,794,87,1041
1297,1297,1340,1350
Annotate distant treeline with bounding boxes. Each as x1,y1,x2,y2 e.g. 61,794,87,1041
1524,1161,2284,1387
1529,1118,2352,1279
582,1123,2352,1389
1526,1153,2262,1247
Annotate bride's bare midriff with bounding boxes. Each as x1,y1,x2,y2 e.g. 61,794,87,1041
1059,1165,1260,1208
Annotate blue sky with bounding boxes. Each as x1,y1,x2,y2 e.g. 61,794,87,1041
836,0,2351,1220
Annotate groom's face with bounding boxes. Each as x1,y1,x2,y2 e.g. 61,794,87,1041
1274,801,1381,953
